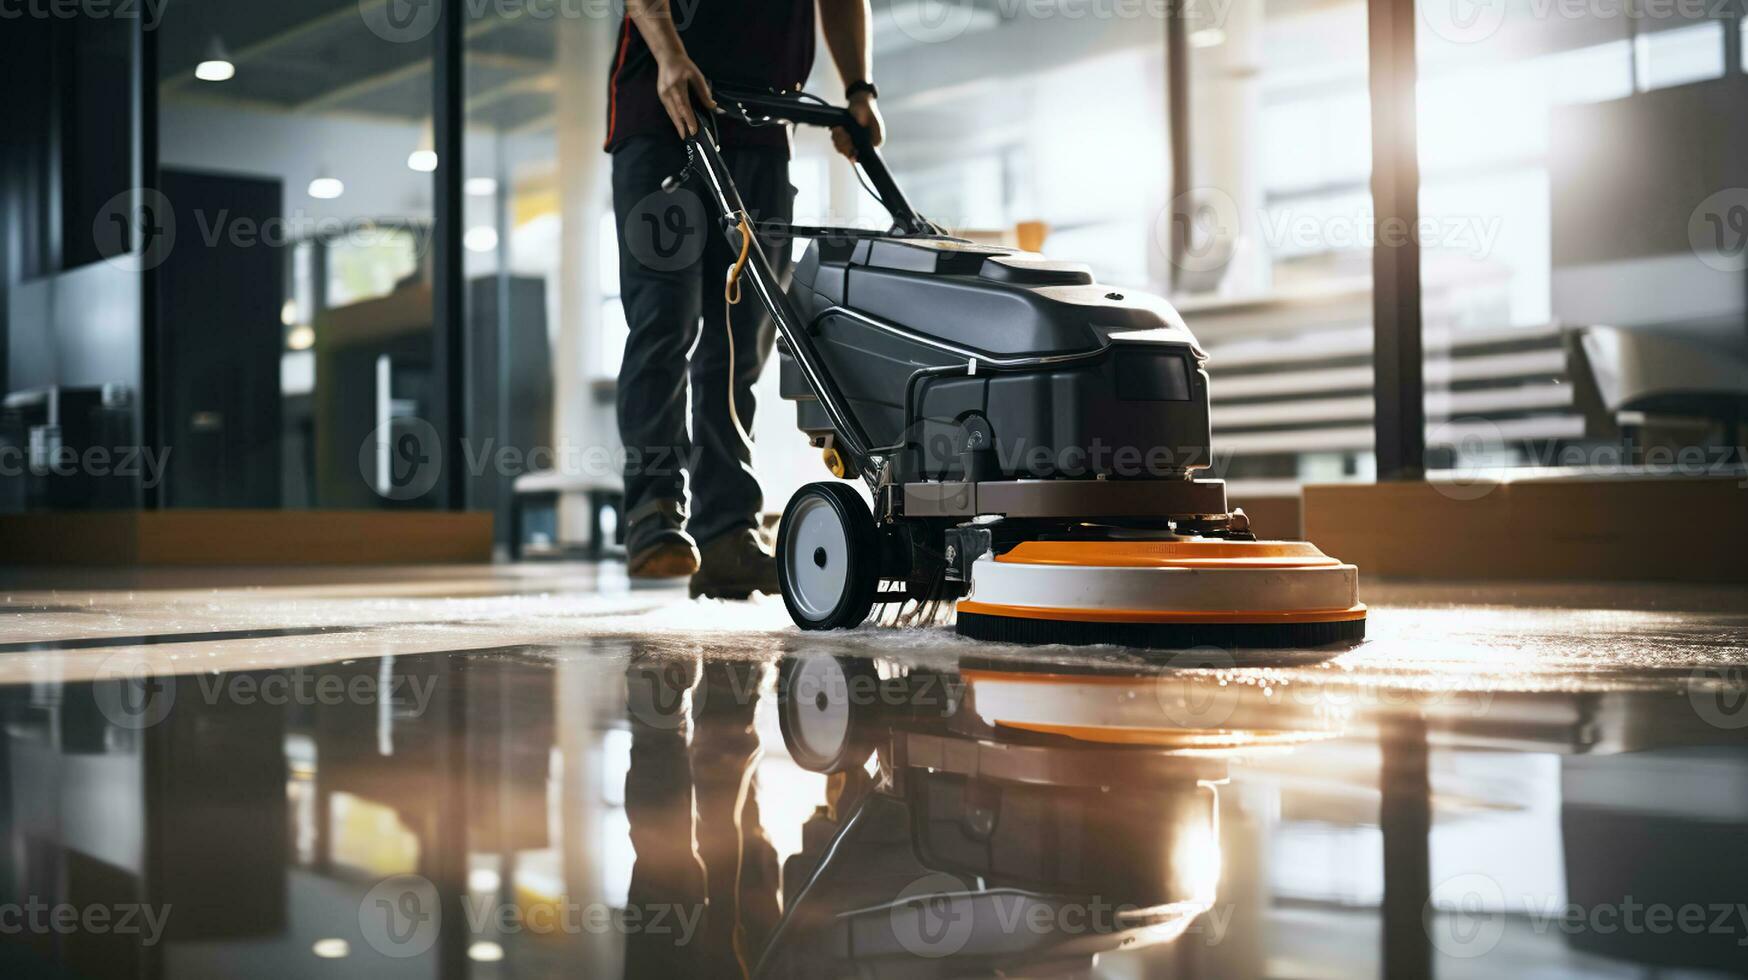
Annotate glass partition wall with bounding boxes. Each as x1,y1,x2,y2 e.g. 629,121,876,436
460,10,600,555
152,0,440,509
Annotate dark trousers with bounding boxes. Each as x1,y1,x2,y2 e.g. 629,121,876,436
611,136,794,548
624,655,779,980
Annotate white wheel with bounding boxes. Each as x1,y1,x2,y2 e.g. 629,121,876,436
785,493,850,621
776,483,879,630
778,654,877,773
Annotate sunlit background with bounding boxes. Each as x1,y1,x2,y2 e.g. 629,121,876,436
3,0,1730,551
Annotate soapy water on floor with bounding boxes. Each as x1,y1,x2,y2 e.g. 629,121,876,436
3,569,1746,704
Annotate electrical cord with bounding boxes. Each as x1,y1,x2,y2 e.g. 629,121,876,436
725,214,752,305
706,90,904,458
723,212,755,448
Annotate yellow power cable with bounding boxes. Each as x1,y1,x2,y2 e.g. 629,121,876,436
725,213,752,305
723,213,755,446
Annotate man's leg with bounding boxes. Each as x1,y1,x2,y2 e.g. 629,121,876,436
690,661,774,976
623,650,706,978
687,145,793,595
613,136,708,575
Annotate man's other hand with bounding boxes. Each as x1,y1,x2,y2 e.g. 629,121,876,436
656,53,715,139
832,93,884,161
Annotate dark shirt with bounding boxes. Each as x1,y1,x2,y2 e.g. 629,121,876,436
604,1,816,153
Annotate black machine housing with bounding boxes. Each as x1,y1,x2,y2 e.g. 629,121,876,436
782,236,1215,484
683,87,1238,601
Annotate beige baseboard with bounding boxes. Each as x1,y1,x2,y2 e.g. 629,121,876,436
1304,477,1748,582
0,510,494,565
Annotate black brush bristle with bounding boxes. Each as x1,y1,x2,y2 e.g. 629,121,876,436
955,612,1365,650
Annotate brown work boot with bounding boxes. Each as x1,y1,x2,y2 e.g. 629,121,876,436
626,499,700,579
689,528,780,599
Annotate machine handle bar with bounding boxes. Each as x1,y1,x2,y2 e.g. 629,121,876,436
707,84,937,237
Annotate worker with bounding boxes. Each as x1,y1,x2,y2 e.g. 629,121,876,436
606,0,884,598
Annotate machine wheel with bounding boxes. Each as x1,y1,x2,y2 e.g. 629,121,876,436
776,482,880,630
777,654,878,774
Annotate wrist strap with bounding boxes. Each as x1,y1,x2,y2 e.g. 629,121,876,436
845,80,879,101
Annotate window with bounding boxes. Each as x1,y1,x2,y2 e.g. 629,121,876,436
1416,2,1741,479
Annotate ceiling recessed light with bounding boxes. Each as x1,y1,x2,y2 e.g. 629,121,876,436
1189,28,1226,49
465,177,499,196
287,324,316,351
464,226,499,252
311,938,350,959
409,119,438,173
308,176,345,200
195,60,235,82
196,36,235,82
467,941,505,963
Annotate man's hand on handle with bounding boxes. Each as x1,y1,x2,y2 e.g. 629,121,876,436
627,0,716,139
832,92,883,162
819,0,881,160
629,0,880,149
655,53,715,139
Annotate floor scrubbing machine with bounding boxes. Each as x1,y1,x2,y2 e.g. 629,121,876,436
682,86,1365,649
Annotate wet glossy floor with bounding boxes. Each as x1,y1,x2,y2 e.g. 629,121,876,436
2,565,1746,979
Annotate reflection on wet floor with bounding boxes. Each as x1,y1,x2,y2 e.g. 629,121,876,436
1,571,1747,979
